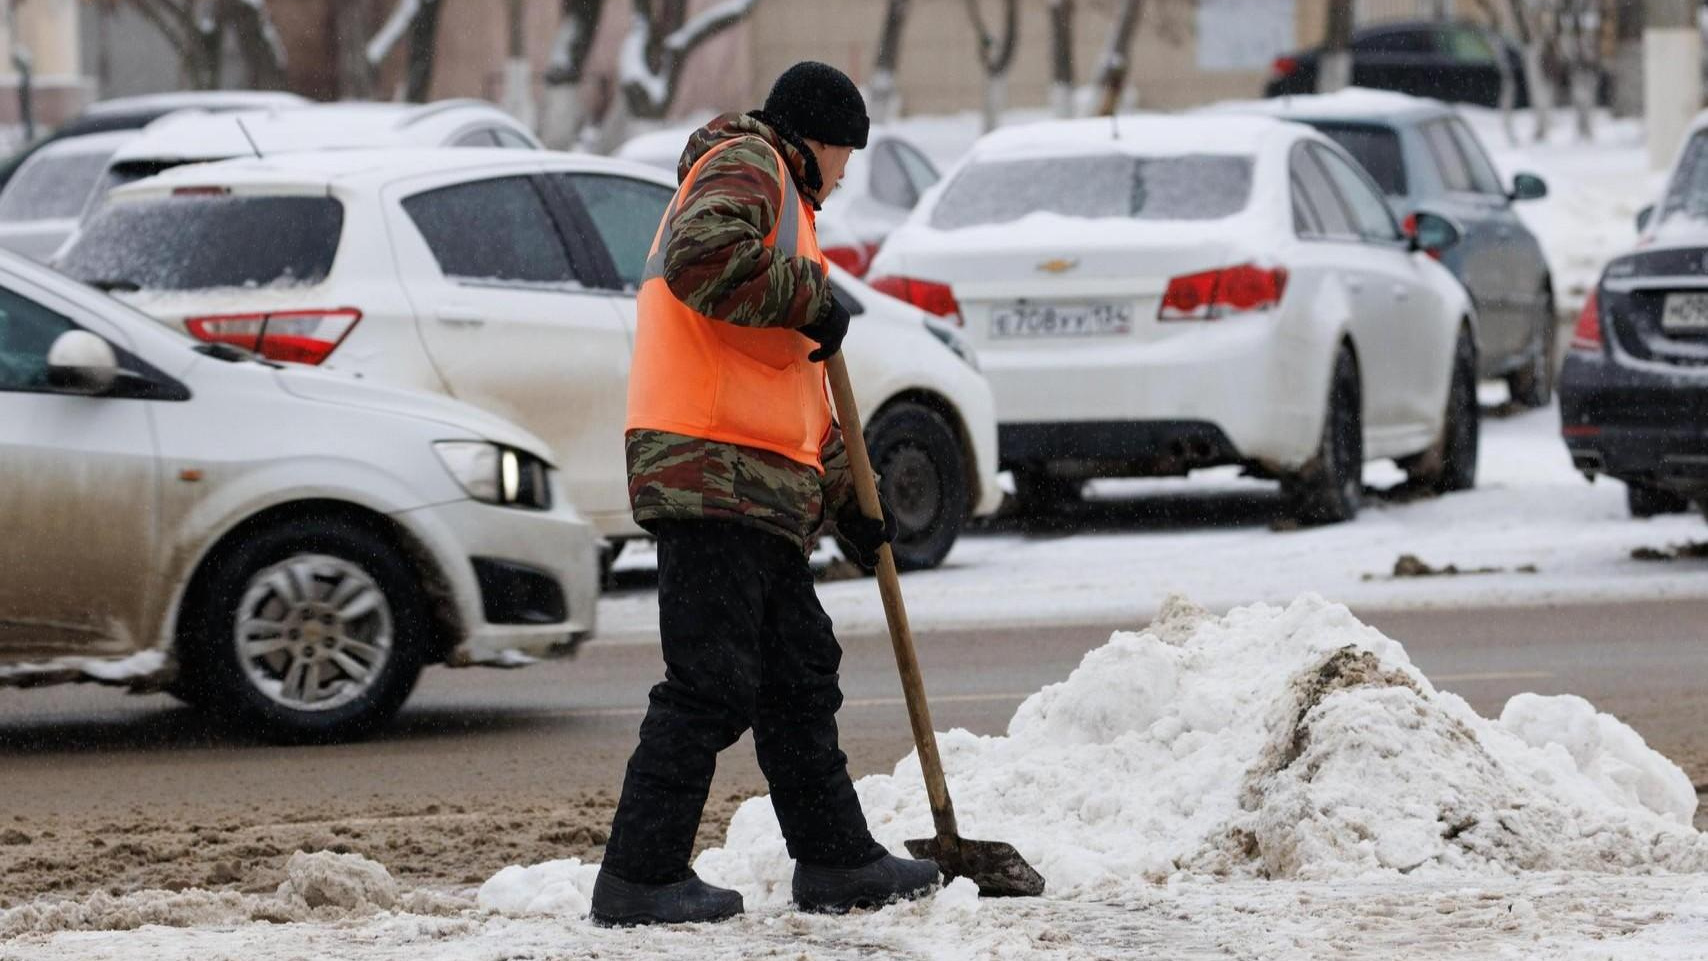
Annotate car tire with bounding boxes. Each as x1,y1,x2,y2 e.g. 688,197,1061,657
838,402,969,572
1508,284,1556,408
178,517,429,744
1626,483,1690,518
1284,346,1363,525
1010,467,1082,518
1406,328,1480,494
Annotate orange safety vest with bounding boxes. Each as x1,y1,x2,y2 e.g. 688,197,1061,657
626,138,833,472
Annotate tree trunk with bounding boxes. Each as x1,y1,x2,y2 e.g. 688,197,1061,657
617,0,758,123
1318,0,1354,93
540,0,604,148
338,0,375,99
963,0,1018,131
869,0,910,124
500,0,535,126
403,0,444,101
1093,0,1141,116
1048,0,1075,119
5,0,31,142
223,0,289,90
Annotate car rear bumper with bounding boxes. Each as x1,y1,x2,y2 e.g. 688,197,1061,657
392,494,601,666
1000,420,1243,475
1558,350,1708,496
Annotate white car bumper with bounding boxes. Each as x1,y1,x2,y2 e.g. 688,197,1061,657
392,495,600,666
985,314,1326,472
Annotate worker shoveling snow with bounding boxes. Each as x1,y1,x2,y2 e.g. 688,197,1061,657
9,595,1708,959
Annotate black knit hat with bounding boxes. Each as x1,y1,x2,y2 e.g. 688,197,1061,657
762,61,869,149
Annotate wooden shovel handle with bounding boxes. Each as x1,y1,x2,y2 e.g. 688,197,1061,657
825,354,959,841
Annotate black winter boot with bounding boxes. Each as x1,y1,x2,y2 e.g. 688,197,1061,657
588,869,744,926
792,853,941,914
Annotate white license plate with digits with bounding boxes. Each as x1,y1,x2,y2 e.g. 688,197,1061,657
1661,292,1708,332
989,302,1133,338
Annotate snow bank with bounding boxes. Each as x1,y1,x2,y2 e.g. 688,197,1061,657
696,595,1706,905
477,858,601,917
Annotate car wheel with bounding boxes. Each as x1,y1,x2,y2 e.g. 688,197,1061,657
1626,482,1690,518
1407,328,1480,494
179,517,429,744
1010,467,1082,518
840,402,969,572
1285,346,1362,525
1507,285,1556,408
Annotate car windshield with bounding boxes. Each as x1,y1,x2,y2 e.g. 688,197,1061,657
1660,131,1708,226
1306,123,1407,196
59,194,344,290
930,153,1253,229
0,148,116,221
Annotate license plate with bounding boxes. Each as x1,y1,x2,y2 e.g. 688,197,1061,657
989,302,1133,339
1661,292,1708,332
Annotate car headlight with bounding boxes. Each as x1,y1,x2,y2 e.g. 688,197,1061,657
434,441,553,510
924,318,979,371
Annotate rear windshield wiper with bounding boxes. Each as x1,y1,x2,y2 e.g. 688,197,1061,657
87,277,141,293
194,342,281,368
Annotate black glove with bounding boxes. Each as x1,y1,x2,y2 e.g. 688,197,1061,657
799,296,851,363
836,494,898,568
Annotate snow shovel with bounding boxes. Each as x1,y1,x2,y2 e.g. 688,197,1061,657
825,354,1046,899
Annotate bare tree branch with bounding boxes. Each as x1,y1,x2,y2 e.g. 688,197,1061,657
1048,0,1075,118
620,0,758,119
1094,0,1141,116
870,0,911,123
224,0,288,89
546,0,604,84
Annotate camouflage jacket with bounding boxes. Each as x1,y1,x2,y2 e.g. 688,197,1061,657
626,112,853,550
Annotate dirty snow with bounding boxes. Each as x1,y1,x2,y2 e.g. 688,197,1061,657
10,598,1708,958
0,649,166,686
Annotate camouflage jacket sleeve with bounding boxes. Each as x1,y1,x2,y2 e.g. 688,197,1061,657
818,424,855,525
661,139,833,329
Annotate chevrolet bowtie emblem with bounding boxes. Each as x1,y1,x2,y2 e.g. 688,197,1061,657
1036,258,1079,273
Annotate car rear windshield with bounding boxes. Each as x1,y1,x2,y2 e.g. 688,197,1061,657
930,153,1253,229
1660,131,1708,225
0,148,115,221
59,194,343,290
1307,123,1406,196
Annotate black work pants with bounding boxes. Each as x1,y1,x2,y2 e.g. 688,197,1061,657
601,520,883,884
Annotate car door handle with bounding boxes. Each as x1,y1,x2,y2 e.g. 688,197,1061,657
436,309,487,328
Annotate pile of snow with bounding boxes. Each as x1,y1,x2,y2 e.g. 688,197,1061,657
693,595,1703,906
478,858,601,917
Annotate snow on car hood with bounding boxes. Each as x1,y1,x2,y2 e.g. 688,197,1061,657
273,366,555,463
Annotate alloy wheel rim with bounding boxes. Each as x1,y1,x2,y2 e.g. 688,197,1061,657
233,554,394,713
882,445,943,539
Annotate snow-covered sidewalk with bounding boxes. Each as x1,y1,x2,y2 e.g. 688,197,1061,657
601,396,1708,641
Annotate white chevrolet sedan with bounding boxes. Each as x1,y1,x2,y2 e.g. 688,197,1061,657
868,114,1481,523
57,149,1001,571
0,253,600,742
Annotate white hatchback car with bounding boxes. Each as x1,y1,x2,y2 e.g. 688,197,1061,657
0,130,136,262
0,252,600,742
57,149,1001,571
868,114,1480,523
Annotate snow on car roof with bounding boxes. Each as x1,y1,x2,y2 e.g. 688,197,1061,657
968,113,1301,163
29,129,138,158
107,148,665,198
111,100,524,164
80,90,308,117
1204,88,1452,123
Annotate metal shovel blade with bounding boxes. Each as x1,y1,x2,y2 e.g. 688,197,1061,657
906,834,1046,898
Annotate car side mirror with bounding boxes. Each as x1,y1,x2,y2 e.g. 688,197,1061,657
1636,204,1655,233
1509,172,1547,202
1404,210,1462,258
46,330,120,396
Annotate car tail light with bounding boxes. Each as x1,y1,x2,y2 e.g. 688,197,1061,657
185,309,362,365
1159,264,1288,320
1569,290,1602,352
1272,56,1299,78
822,244,871,277
868,274,961,322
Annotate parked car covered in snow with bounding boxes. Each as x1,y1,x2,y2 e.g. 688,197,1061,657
64,99,541,238
1561,114,1708,520
616,123,941,276
1211,90,1556,406
868,114,1480,524
0,130,136,262
0,250,600,742
0,89,308,194
57,149,1001,571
